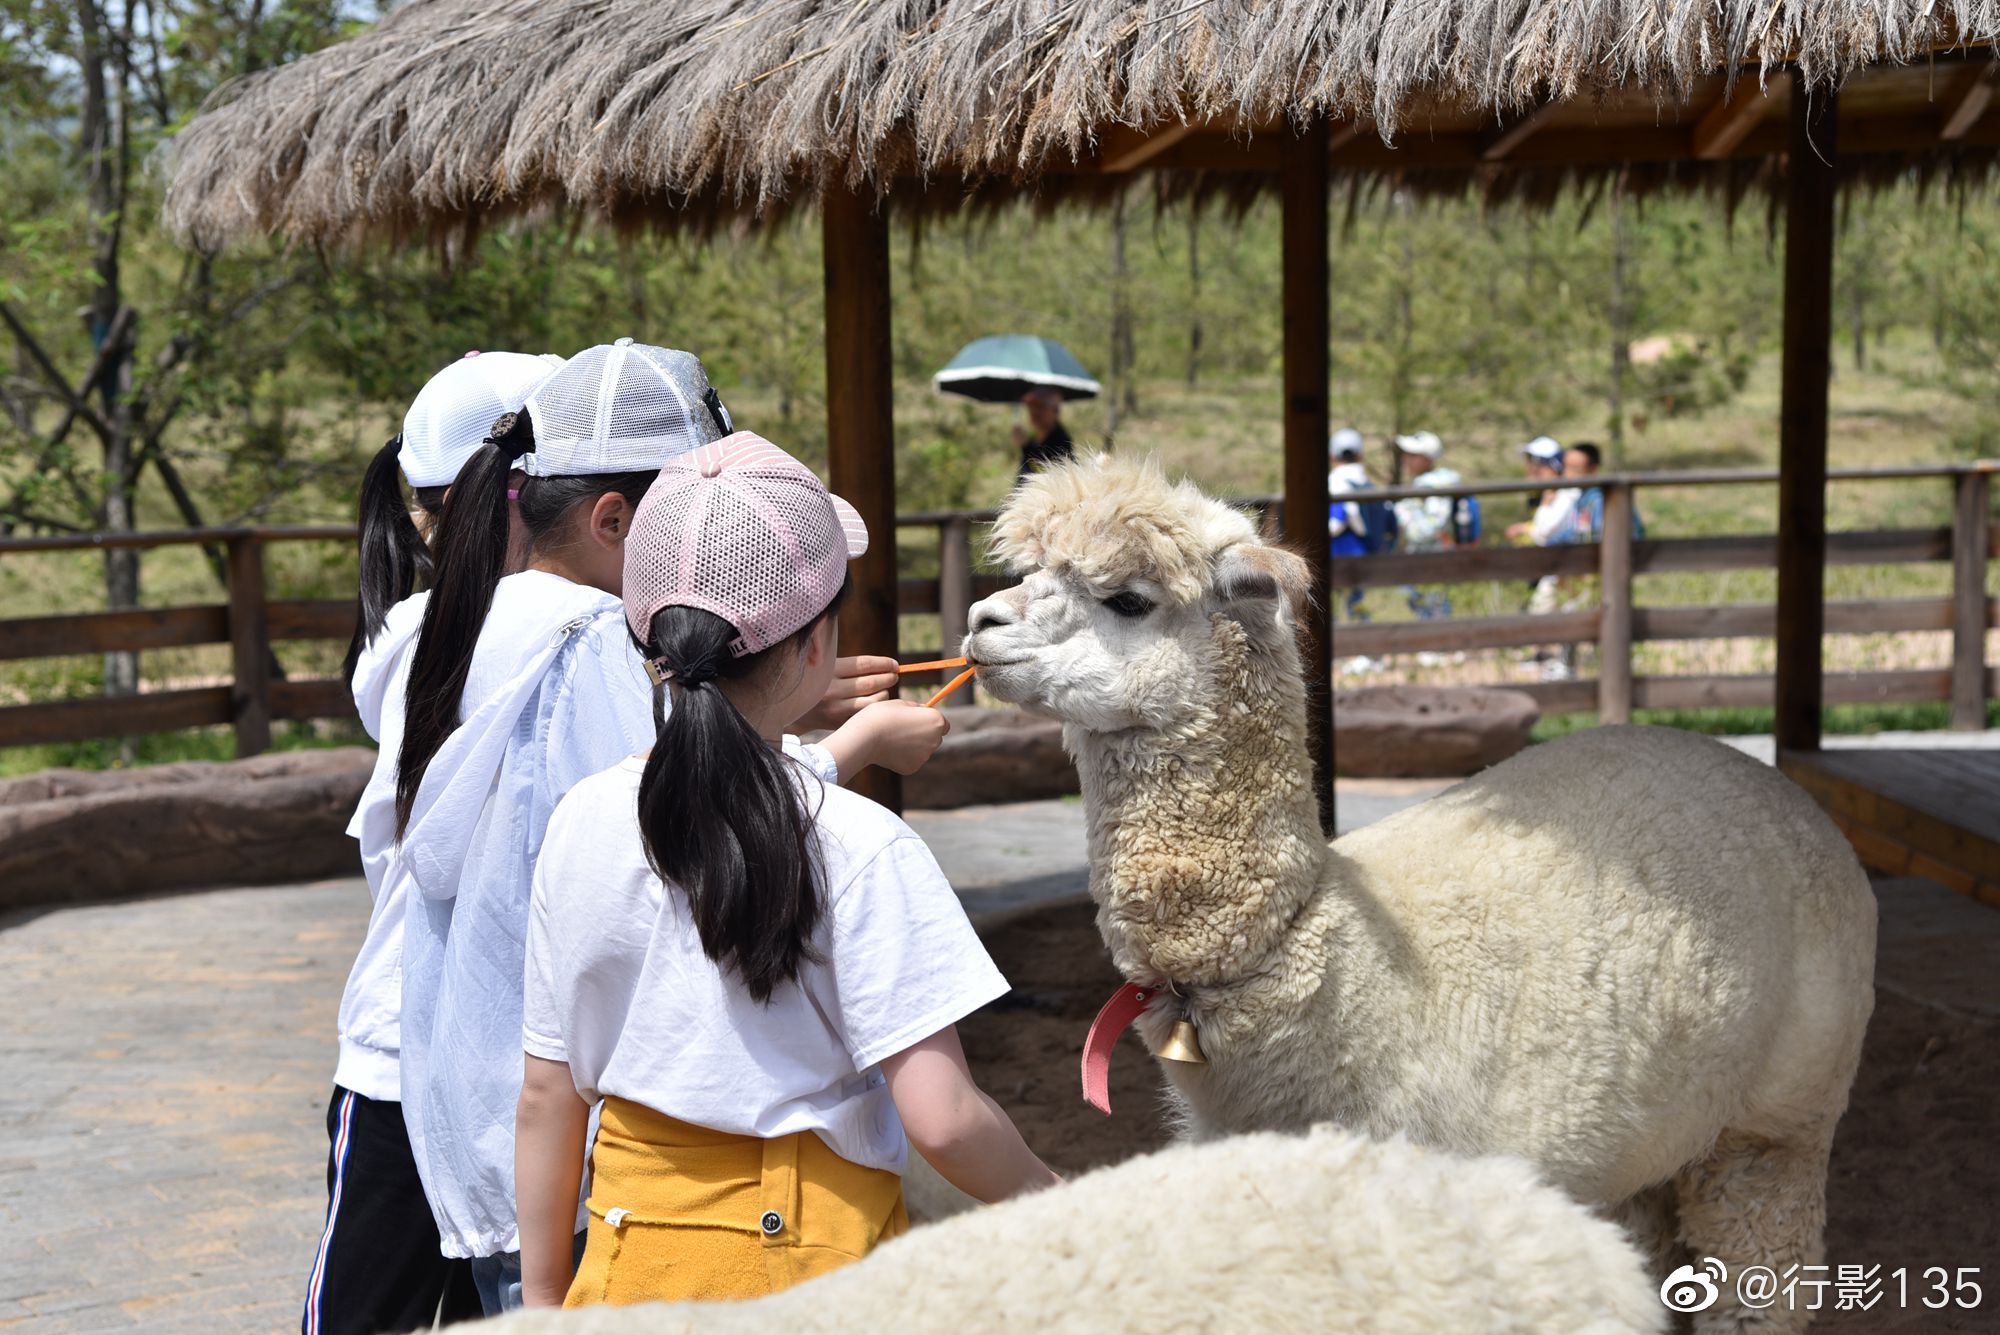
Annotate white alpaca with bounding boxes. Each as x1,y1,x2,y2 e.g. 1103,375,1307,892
489,1126,1663,1334
963,456,1876,1334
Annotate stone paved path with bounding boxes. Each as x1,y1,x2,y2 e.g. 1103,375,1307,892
0,802,1094,1334
6,769,1985,1332
1,880,365,1333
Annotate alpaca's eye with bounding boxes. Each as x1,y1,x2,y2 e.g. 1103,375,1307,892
1102,591,1156,619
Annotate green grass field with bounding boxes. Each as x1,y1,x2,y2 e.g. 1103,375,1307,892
2,325,1993,775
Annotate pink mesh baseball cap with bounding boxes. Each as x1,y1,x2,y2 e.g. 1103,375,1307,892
624,432,869,658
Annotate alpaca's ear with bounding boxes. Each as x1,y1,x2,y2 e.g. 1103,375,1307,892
1217,543,1311,614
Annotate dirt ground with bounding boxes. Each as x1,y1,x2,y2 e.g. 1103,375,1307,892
959,885,1999,1333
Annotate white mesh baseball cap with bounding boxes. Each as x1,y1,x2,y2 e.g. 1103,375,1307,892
1393,431,1443,458
399,350,565,488
623,432,869,659
521,338,733,477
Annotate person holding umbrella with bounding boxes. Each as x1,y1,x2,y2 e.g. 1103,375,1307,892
933,335,1099,483
1012,387,1074,478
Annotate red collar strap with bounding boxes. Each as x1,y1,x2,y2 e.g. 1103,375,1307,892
1081,981,1158,1115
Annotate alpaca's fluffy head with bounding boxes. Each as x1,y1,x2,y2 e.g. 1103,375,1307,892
967,454,1308,732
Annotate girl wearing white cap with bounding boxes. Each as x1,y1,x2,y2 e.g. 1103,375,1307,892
387,343,941,1315
308,349,561,1335
514,432,1059,1309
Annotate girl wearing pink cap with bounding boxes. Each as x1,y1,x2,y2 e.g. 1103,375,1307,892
386,344,941,1316
515,432,1058,1309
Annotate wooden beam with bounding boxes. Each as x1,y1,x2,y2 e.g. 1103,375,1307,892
1941,63,2000,141
1334,528,1955,589
270,678,358,722
1095,121,1201,173
1776,86,1838,754
1597,483,1635,723
1327,119,1369,154
822,188,902,811
0,605,228,661
0,687,233,749
1280,117,1332,833
1479,100,1567,161
1693,71,1792,159
226,534,272,758
1951,470,1991,729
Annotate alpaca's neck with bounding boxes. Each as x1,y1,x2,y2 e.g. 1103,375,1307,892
1070,616,1328,990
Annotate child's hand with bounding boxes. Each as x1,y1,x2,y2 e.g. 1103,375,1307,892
849,699,951,776
797,655,899,732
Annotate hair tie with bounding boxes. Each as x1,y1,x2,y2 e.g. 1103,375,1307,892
507,488,520,501
645,657,717,688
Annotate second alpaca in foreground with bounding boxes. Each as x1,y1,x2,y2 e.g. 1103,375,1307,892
487,1125,1662,1334
964,455,1877,1335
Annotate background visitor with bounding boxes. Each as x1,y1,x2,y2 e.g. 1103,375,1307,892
1391,431,1458,625
1508,436,1582,681
1012,387,1074,479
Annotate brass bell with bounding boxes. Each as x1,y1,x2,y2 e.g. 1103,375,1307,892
1154,1018,1207,1065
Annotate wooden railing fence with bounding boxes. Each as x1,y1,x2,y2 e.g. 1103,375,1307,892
4,466,1988,755
0,502,1280,756
1330,463,1998,725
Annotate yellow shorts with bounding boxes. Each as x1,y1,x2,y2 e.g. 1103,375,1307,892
564,1097,908,1308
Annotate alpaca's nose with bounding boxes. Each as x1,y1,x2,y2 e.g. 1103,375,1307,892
968,596,1019,636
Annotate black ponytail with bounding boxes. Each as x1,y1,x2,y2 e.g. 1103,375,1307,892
634,578,849,1004
395,415,523,838
393,406,658,838
343,436,434,687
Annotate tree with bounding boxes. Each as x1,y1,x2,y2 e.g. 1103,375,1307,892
0,0,354,704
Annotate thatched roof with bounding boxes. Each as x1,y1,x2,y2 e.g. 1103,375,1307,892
164,0,2000,248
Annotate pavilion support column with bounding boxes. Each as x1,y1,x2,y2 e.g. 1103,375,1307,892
1281,116,1332,833
823,188,901,811
1776,86,1838,756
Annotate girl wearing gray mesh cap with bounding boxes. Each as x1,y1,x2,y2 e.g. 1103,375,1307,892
386,341,945,1314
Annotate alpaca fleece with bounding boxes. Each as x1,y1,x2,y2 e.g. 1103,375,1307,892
967,454,1877,1335
487,1126,1663,1334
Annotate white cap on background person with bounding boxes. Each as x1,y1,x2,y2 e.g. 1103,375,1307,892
1393,431,1443,458
399,350,565,488
1329,427,1365,460
1521,436,1565,470
522,338,734,477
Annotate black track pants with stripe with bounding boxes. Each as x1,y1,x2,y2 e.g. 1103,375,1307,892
301,1087,482,1335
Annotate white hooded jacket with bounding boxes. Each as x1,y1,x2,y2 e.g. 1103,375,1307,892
333,591,430,1102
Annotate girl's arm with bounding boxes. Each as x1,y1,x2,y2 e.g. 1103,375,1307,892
516,1055,592,1308
817,699,950,782
879,1025,1060,1204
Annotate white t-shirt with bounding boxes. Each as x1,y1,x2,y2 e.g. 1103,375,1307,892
1531,487,1583,547
523,759,1009,1176
1327,461,1371,538
392,571,839,1259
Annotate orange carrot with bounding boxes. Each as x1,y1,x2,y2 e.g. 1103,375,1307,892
898,656,969,674
924,666,976,708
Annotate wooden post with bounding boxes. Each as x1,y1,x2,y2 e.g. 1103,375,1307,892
822,188,901,810
1597,482,1635,724
1282,115,1333,834
1951,469,1992,730
938,515,975,706
226,533,272,757
1775,86,1838,755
